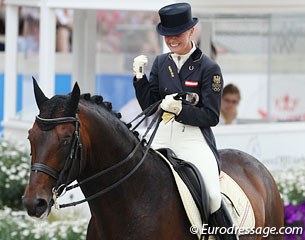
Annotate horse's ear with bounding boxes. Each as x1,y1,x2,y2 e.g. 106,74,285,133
70,82,80,111
33,77,49,110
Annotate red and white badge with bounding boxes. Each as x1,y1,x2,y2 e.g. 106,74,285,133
185,80,198,87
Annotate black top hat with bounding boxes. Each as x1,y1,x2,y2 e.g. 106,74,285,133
156,3,198,36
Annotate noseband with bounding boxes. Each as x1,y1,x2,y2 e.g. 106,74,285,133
31,115,82,184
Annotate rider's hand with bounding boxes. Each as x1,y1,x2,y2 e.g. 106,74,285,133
160,93,182,116
133,55,148,79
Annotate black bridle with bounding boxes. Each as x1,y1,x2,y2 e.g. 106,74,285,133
31,115,82,191
31,101,162,209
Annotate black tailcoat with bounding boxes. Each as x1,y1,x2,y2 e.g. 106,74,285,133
133,48,223,167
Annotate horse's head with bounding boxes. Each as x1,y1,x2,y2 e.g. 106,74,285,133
23,78,81,218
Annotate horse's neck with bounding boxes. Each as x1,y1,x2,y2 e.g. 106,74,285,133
77,107,143,191
77,112,180,233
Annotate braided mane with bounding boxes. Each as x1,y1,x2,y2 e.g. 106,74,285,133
80,93,138,137
80,93,123,119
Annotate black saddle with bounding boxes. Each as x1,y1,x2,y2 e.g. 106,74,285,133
156,148,210,225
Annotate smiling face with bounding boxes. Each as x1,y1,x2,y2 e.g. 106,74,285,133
164,27,194,55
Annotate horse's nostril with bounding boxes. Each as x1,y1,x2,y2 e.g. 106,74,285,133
36,198,48,209
23,197,49,218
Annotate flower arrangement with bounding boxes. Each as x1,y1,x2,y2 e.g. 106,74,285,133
272,166,305,240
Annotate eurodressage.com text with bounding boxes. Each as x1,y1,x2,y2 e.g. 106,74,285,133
190,224,303,237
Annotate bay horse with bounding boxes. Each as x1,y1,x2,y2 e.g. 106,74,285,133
23,80,284,239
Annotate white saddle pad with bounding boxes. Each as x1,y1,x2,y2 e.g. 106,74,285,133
156,152,255,239
220,172,255,231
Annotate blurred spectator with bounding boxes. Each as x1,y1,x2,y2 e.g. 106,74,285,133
96,10,121,53
18,7,40,53
17,7,73,53
219,83,241,124
55,9,73,52
140,13,161,54
96,10,162,55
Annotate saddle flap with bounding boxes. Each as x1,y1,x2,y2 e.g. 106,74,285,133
156,148,210,224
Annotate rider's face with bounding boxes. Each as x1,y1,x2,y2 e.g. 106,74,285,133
165,28,194,55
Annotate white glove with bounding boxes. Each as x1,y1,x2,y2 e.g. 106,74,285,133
133,55,148,79
160,94,182,116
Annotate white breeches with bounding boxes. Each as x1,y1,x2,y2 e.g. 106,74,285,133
152,119,221,214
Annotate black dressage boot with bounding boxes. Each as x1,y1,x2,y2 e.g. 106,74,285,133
208,202,239,240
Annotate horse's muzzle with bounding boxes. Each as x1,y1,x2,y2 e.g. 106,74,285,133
23,195,52,218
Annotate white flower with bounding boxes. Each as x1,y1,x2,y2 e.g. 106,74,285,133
34,233,41,239
72,225,82,233
1,166,7,172
1,141,8,147
18,169,27,178
9,151,18,157
9,174,17,181
22,229,30,236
